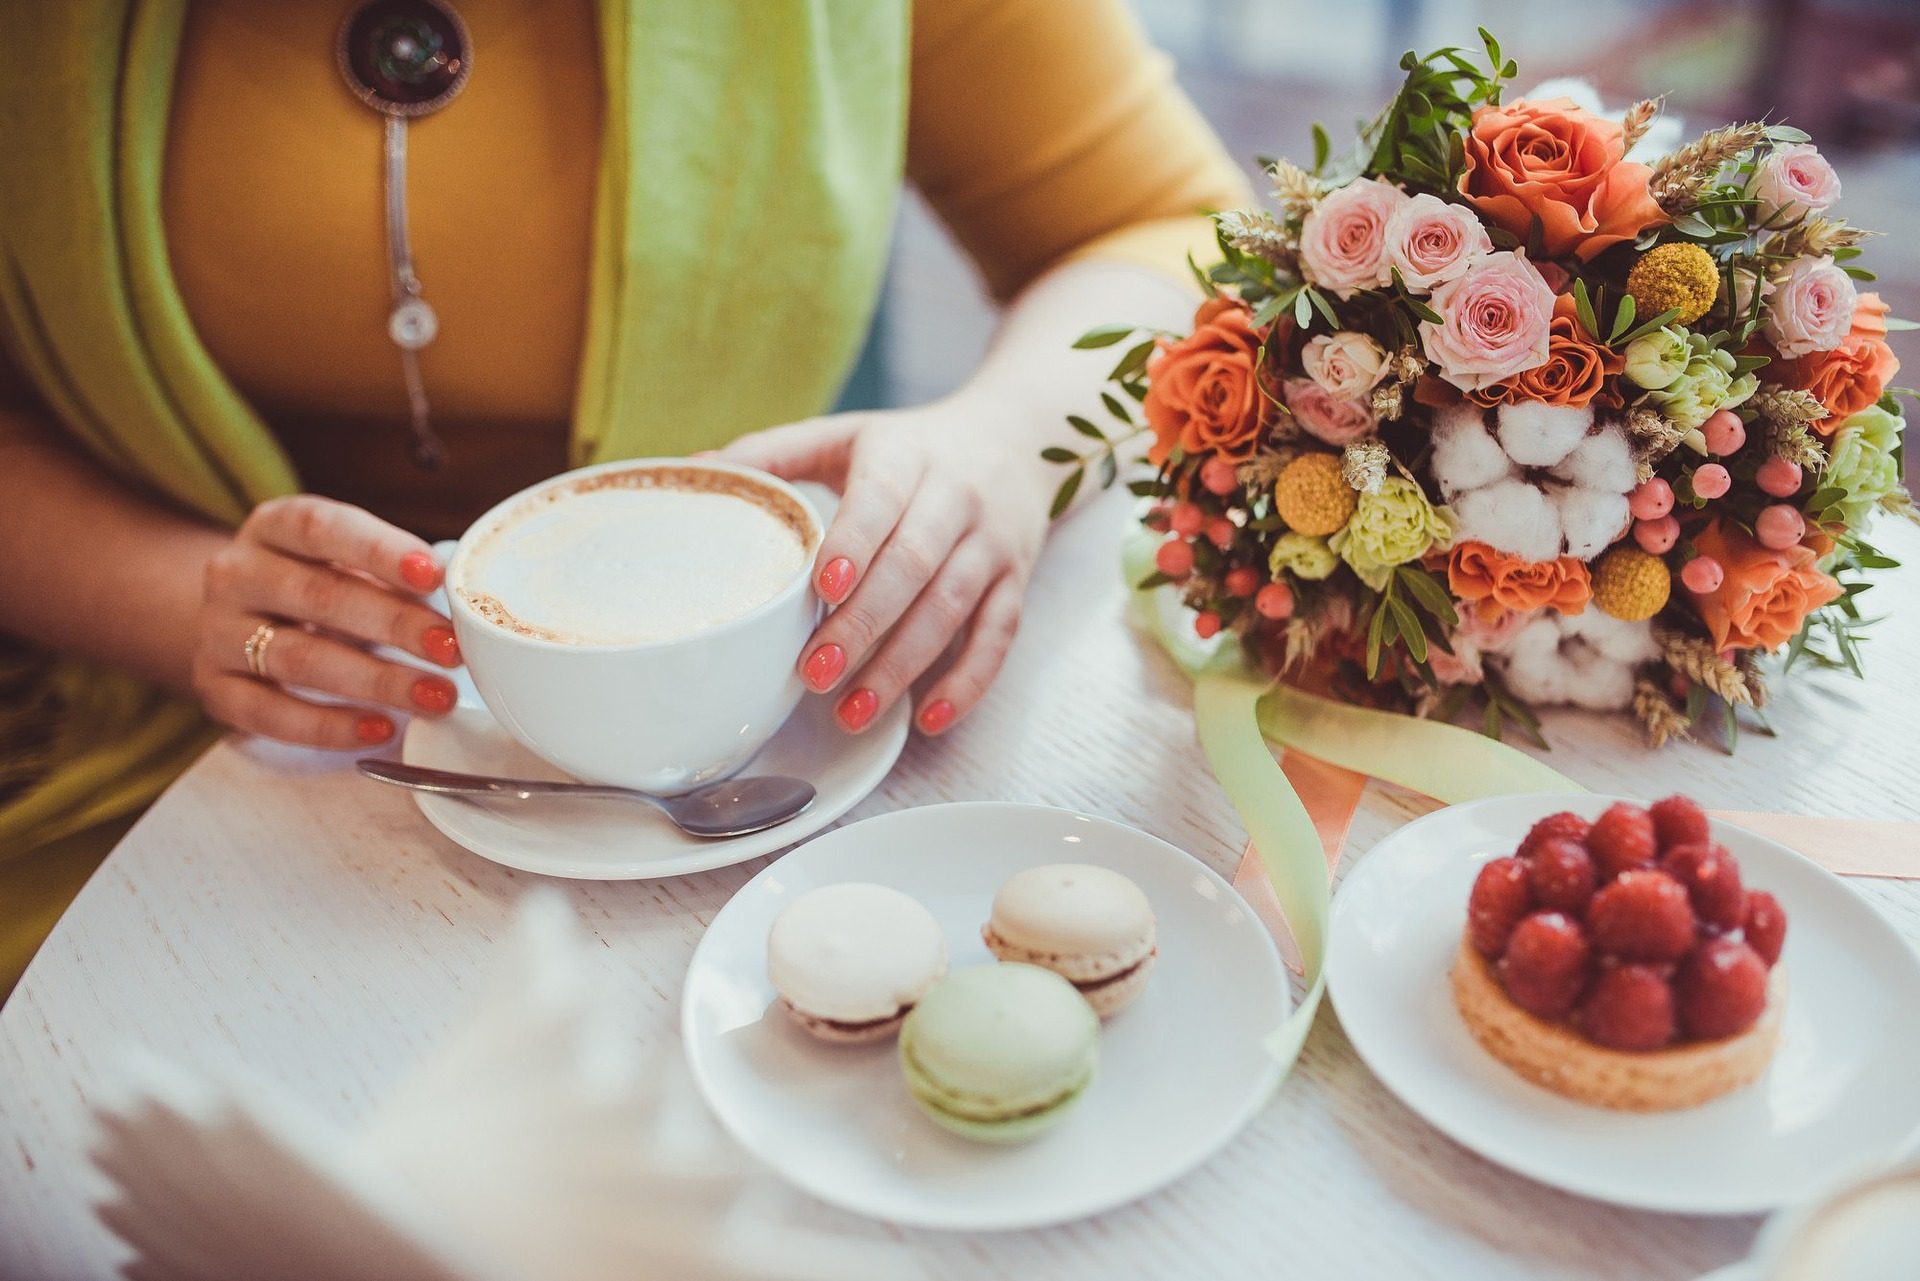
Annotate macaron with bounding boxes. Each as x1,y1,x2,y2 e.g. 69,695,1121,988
982,863,1157,1017
766,883,947,1043
898,963,1099,1143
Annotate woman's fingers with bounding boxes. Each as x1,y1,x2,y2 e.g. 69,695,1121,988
826,539,998,731
196,673,398,750
209,613,458,716
714,416,856,488
799,475,968,691
206,545,458,666
244,494,443,594
908,576,1025,736
806,432,928,605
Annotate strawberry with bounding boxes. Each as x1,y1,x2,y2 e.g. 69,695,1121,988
1527,837,1597,914
1579,963,1676,1051
1663,842,1745,932
1742,890,1788,967
1588,869,1696,963
1648,794,1711,851
1588,802,1658,882
1518,811,1591,861
1468,857,1533,959
1675,938,1769,1040
1500,911,1592,1021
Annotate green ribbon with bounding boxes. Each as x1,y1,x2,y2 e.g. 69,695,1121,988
1125,523,1582,1065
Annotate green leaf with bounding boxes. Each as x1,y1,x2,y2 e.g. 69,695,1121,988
1135,570,1172,590
1608,294,1637,343
1101,392,1134,425
1109,338,1155,382
1066,415,1105,440
1765,124,1811,144
1477,26,1501,70
1307,287,1340,329
1126,478,1160,497
1572,278,1600,344
1881,316,1920,332
1672,212,1715,238
1098,450,1118,490
1390,599,1427,661
1483,701,1503,741
1311,122,1330,174
1186,253,1219,299
1040,446,1079,464
1397,565,1459,625
1293,288,1314,329
1072,324,1135,350
1365,601,1390,678
1842,267,1877,282
1616,307,1683,346
1049,468,1084,519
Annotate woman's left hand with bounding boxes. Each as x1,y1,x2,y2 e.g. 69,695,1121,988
717,394,1052,737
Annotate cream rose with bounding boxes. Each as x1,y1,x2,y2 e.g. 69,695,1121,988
1750,143,1842,222
1298,177,1408,299
1418,251,1557,392
1383,193,1492,293
1301,332,1388,399
1762,256,1857,359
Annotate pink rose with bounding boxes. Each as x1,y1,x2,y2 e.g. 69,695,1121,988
1301,331,1387,398
1427,637,1485,685
1418,251,1557,392
1455,603,1535,653
1750,143,1842,222
1299,178,1408,299
1383,193,1492,293
1763,256,1857,359
1283,376,1376,445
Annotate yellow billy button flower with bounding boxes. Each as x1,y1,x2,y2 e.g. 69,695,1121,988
1590,546,1672,621
1273,452,1357,537
1625,243,1719,326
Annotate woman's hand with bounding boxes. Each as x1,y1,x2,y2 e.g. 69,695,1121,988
190,495,463,748
719,394,1053,736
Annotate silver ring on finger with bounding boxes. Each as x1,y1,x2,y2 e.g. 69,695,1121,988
243,622,278,680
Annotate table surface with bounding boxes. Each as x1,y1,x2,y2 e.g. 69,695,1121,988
3,489,1917,1281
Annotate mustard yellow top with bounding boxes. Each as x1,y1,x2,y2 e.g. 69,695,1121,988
164,0,1248,537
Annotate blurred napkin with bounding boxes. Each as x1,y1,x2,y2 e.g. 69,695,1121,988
91,894,906,1281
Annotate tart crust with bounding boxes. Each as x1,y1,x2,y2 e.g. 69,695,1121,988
1451,934,1785,1111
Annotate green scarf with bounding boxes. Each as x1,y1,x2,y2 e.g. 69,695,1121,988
0,0,907,860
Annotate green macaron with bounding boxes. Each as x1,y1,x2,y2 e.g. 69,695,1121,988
898,962,1099,1142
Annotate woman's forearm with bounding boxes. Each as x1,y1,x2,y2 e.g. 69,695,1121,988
945,257,1193,503
0,412,224,692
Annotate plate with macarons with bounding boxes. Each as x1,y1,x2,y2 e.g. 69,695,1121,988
680,801,1289,1230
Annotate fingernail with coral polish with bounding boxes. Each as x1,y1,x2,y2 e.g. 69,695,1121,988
400,550,441,593
802,643,846,692
816,557,855,604
422,625,461,666
356,714,394,744
917,699,956,735
411,676,457,714
836,688,877,732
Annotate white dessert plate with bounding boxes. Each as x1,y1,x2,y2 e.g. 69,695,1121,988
399,691,908,879
1327,792,1920,1215
680,802,1289,1231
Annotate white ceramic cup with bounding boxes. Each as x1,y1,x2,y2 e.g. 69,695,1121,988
445,458,823,794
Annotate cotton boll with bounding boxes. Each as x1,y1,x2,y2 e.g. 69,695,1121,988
1556,488,1632,561
1502,616,1566,664
1561,645,1638,710
1496,402,1594,468
1429,405,1515,498
1552,426,1638,494
1561,609,1660,665
1493,643,1570,706
1452,479,1562,562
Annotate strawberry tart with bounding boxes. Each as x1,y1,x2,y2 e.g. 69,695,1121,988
1452,795,1788,1111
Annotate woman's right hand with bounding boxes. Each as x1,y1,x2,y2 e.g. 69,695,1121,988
190,495,463,749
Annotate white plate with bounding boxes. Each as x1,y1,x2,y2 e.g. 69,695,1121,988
1327,792,1920,1215
399,692,908,879
680,802,1288,1231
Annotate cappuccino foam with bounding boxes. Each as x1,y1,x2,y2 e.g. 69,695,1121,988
460,468,814,645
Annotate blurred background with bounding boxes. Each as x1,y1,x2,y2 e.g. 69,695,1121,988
856,0,1920,447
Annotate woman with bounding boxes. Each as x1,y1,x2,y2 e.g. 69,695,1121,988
0,0,1248,991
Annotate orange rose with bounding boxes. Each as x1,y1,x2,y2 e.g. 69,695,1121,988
1772,292,1901,430
1447,541,1592,621
1686,522,1841,652
1460,98,1667,262
1468,294,1623,408
1142,296,1273,464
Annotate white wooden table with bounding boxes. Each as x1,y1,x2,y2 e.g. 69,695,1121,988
3,488,1917,1281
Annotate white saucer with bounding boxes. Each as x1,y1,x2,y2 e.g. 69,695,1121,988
1327,792,1920,1215
399,693,908,879
680,802,1288,1231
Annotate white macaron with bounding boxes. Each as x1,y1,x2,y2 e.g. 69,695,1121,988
767,883,948,1043
982,863,1157,1018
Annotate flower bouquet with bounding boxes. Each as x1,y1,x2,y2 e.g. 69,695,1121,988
1049,31,1913,748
